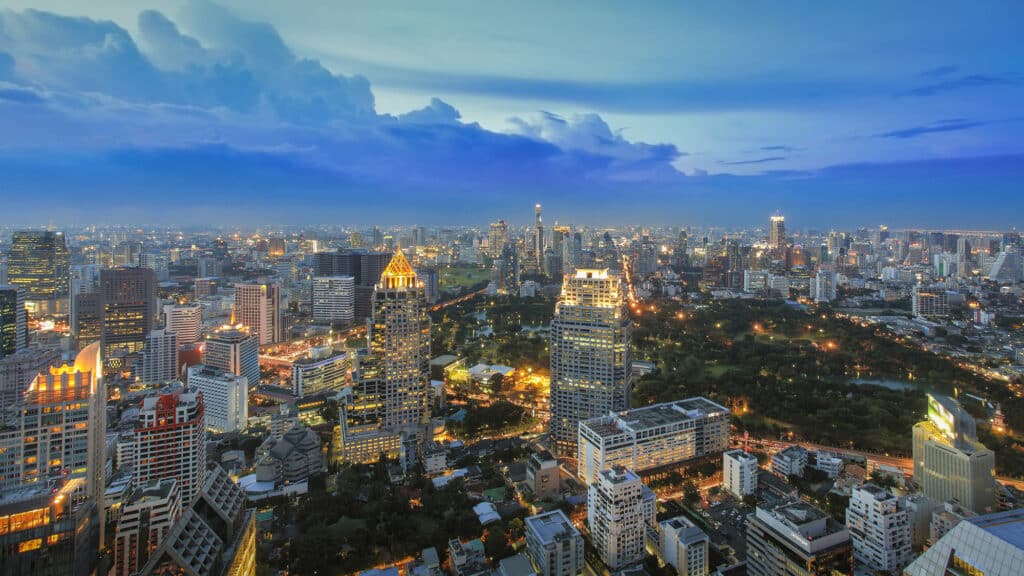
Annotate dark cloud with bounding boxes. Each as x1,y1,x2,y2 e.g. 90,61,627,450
720,156,786,165
876,118,988,139
760,145,798,152
903,74,1013,97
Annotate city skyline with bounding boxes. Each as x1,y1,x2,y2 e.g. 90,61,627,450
0,1,1022,226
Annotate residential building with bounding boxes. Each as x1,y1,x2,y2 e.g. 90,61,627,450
526,450,560,500
312,275,355,324
187,365,248,433
137,328,178,384
113,478,183,576
905,509,1024,576
659,516,710,576
203,324,260,391
812,268,837,303
747,500,852,576
771,445,808,478
193,277,218,299
912,286,950,318
524,510,584,576
588,466,656,570
928,500,975,547
234,283,281,345
163,304,202,345
577,397,730,486
291,346,348,397
846,484,913,574
134,386,206,506
723,449,758,498
549,269,632,457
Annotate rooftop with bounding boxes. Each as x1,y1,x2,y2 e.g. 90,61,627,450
969,508,1024,549
583,396,729,437
525,510,579,544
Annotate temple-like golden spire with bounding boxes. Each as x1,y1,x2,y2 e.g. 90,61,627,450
381,248,418,289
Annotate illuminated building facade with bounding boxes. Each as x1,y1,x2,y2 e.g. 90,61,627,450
0,285,27,358
912,393,996,514
578,397,730,485
6,231,69,316
312,275,355,324
549,269,632,457
163,303,202,345
203,325,260,392
0,347,61,411
99,267,157,368
234,283,281,345
769,214,787,250
134,387,206,506
292,346,348,397
187,366,248,433
487,220,510,259
313,250,391,322
341,250,430,465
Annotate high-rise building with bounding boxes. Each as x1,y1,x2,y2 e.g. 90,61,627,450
659,516,710,576
134,387,206,506
723,449,759,498
113,478,183,576
6,230,69,315
291,346,348,397
747,499,852,576
0,347,61,410
137,328,178,384
549,269,632,456
312,275,355,324
187,365,248,433
578,397,730,485
313,250,391,322
845,483,913,574
415,267,440,304
769,214,787,250
0,284,27,357
234,283,281,345
193,277,218,299
487,220,510,259
912,286,950,318
163,303,202,345
139,251,169,281
812,268,837,303
905,508,1024,576
496,243,520,294
99,267,157,367
341,249,430,465
588,466,656,570
524,510,584,576
912,394,996,514
203,324,260,391
72,292,101,348
534,203,545,270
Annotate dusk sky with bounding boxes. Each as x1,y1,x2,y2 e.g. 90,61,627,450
0,1,1021,227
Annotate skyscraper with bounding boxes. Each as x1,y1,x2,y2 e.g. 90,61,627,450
163,303,202,345
99,267,157,368
0,347,61,411
341,249,430,465
549,269,632,456
0,284,27,357
134,387,206,506
137,328,179,384
187,366,248,433
203,324,260,391
234,283,281,345
312,275,355,324
113,478,183,576
6,230,69,315
314,250,391,322
769,214,786,250
534,203,545,270
496,242,521,294
912,393,996,513
487,220,510,259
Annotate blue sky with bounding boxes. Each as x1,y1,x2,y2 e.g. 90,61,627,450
0,1,1021,227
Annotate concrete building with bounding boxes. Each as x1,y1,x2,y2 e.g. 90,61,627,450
928,500,975,547
812,268,837,303
113,478,183,576
163,304,202,345
912,286,950,318
912,394,996,514
291,346,348,397
524,510,584,576
770,445,808,478
187,365,248,433
204,324,260,391
134,386,206,506
846,484,913,574
549,269,632,457
526,450,560,500
747,500,852,576
234,282,281,345
905,509,1024,576
723,449,758,498
588,466,656,570
578,397,730,486
312,275,355,324
0,285,27,357
659,515,710,576
137,328,178,384
99,267,157,367
254,425,323,486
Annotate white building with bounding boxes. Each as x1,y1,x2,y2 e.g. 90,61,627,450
812,269,837,303
814,453,843,479
588,466,656,570
771,445,808,478
524,510,584,576
163,304,202,345
312,275,355,324
291,346,348,397
905,509,1024,576
203,324,260,391
723,449,758,498
912,286,950,318
187,365,248,433
845,484,913,574
578,397,730,486
138,328,178,384
743,270,769,293
659,516,709,576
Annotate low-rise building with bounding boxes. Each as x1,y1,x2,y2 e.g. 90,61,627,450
659,515,710,576
723,449,758,498
747,499,852,576
770,445,808,478
527,450,560,500
524,510,584,576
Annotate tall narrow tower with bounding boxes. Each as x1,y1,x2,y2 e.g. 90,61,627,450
535,203,545,270
769,213,787,250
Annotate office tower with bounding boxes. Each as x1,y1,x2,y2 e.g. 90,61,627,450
527,450,560,500
912,285,950,318
234,283,281,345
341,249,430,465
113,478,183,576
496,243,520,294
905,509,1024,576
163,303,202,345
659,516,710,576
291,346,348,397
0,347,60,410
314,250,391,321
415,267,440,304
139,251,169,281
312,275,355,324
138,465,256,576
913,393,996,514
543,248,563,278
578,397,730,485
723,449,758,498
99,267,157,366
588,466,656,570
72,292,101,348
70,264,102,334
203,324,260,391
487,220,510,259
137,328,178,384
113,242,141,267
0,285,27,357
193,277,218,298
134,387,206,506
534,203,545,270
747,500,852,576
549,268,632,457
524,510,584,576
6,230,69,315
187,366,248,433
0,476,98,576
769,214,786,249
845,484,913,574
812,268,837,303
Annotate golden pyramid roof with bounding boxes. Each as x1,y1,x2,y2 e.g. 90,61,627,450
381,248,418,288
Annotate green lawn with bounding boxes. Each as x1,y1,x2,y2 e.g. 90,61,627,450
440,265,491,290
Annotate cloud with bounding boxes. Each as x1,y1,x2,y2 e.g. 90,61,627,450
876,118,989,139
0,82,45,103
759,145,797,152
720,156,786,165
397,97,461,124
920,65,959,78
903,74,1013,97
